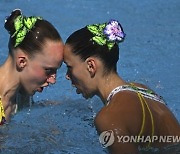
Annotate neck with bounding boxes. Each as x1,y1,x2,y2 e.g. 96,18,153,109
96,72,127,105
0,56,20,107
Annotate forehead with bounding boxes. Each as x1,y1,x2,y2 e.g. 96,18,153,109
64,45,75,63
34,40,64,67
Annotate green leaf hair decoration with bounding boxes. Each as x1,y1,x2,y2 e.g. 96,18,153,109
87,23,114,50
87,20,126,50
12,15,42,47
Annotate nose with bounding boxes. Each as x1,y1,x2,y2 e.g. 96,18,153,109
47,74,56,84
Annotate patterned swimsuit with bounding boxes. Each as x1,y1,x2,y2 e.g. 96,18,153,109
0,97,6,125
107,84,165,105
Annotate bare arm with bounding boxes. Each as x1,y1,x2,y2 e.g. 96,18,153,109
95,112,139,154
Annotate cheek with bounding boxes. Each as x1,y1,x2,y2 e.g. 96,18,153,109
71,69,82,81
72,70,86,85
31,68,47,82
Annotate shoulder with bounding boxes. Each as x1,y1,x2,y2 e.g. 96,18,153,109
95,92,142,134
94,94,140,153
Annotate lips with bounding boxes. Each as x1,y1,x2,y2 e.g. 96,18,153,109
76,88,81,94
37,87,44,93
72,84,80,94
71,82,81,95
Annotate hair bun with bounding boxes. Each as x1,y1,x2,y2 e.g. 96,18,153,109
4,9,22,35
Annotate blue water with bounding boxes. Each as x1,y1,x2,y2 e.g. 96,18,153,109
0,0,179,153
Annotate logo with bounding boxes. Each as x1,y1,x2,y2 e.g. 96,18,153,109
99,130,180,148
99,130,115,148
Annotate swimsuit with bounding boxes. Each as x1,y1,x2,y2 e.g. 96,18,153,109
106,84,166,147
107,84,165,105
0,97,6,125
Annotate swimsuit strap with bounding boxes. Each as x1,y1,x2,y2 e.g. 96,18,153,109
137,92,154,147
106,84,157,148
0,97,6,125
106,85,165,105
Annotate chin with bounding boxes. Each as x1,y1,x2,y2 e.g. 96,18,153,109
83,96,89,100
27,90,35,96
82,93,88,99
26,89,34,96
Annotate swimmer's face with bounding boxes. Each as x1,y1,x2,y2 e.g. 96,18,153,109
19,40,64,95
64,45,96,99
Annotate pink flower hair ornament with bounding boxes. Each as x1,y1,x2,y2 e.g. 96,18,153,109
87,19,126,50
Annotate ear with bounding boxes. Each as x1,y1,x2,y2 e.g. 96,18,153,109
16,52,28,71
85,58,97,77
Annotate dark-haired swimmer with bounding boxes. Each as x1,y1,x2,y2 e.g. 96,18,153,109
0,9,64,124
64,20,180,153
